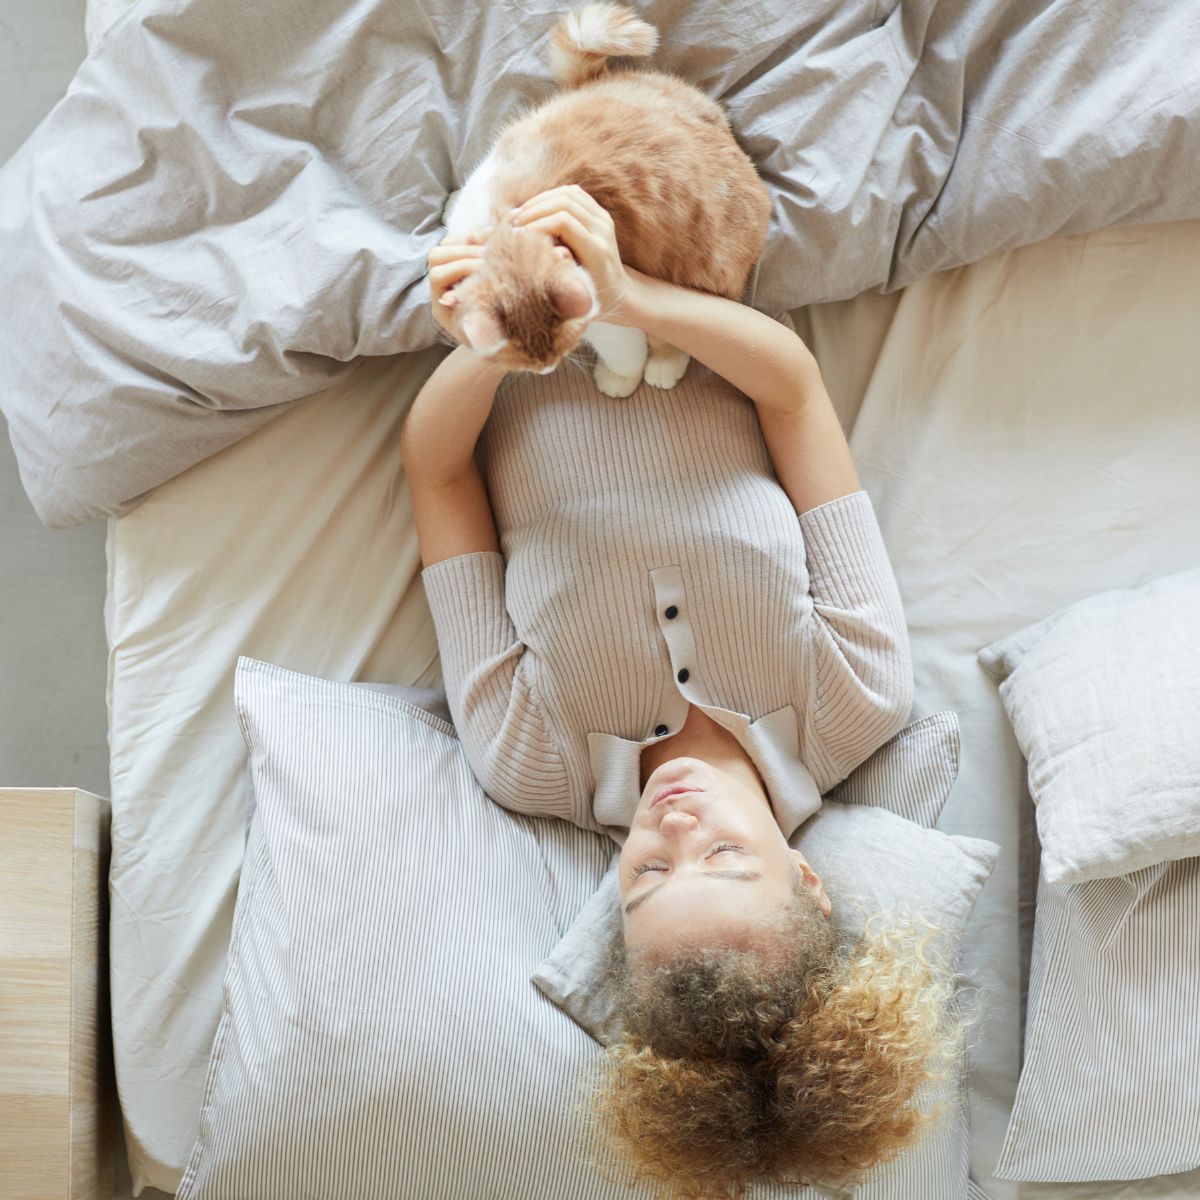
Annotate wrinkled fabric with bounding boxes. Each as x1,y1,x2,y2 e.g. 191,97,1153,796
1,0,1199,526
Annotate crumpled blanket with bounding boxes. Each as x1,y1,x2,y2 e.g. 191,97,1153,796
1,0,1197,527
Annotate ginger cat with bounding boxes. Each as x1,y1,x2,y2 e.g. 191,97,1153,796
441,2,771,397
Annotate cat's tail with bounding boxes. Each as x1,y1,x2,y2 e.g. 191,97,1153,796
550,3,658,89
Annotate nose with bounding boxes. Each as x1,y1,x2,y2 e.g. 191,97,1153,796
659,809,699,836
536,363,557,375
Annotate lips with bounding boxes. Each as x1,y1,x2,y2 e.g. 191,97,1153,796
651,785,700,808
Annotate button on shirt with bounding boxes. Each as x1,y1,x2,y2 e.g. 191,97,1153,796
420,360,913,845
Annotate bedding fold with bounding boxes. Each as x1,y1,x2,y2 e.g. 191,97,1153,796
2,0,1199,525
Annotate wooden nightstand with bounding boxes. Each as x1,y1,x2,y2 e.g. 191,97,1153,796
0,789,117,1200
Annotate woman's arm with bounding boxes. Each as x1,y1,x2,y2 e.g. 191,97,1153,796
621,277,862,515
512,185,860,515
642,282,915,781
400,229,510,567
402,341,570,815
399,338,508,567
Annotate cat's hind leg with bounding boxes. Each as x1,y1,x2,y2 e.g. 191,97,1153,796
644,337,690,390
583,322,648,398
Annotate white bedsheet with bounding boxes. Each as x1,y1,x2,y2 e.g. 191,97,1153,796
817,220,1200,1200
105,219,1200,1197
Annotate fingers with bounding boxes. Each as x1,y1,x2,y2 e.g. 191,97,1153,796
519,210,606,271
428,240,487,300
429,258,483,302
428,243,486,266
428,189,617,311
438,226,491,246
528,183,606,217
514,184,614,234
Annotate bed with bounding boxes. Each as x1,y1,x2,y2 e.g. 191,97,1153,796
95,214,1200,1199
2,1,1199,1197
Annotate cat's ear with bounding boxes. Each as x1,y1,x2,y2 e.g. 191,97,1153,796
549,272,597,321
461,307,508,356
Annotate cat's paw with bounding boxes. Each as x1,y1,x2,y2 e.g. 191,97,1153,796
644,346,691,390
594,360,643,398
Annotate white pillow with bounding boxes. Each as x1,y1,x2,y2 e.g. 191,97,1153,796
995,860,1200,1183
979,568,1200,886
177,659,618,1200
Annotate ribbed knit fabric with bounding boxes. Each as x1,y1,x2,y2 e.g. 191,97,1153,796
421,359,913,839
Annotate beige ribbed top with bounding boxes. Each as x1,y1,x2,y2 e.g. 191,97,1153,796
420,358,913,845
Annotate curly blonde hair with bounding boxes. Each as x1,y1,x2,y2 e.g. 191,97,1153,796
583,884,964,1200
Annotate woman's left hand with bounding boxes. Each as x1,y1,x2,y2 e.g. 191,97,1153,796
512,185,641,323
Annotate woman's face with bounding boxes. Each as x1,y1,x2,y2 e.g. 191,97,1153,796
619,755,831,958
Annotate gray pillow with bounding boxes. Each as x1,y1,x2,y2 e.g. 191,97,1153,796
177,662,995,1199
533,723,997,1200
533,711,972,1045
994,861,1200,1183
979,568,1200,885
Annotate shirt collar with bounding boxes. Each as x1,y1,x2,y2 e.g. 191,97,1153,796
587,704,822,846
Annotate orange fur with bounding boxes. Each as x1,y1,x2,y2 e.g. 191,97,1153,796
448,3,772,374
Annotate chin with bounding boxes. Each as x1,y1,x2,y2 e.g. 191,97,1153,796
647,756,707,785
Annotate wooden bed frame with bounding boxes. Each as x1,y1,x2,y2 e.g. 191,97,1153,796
0,788,117,1199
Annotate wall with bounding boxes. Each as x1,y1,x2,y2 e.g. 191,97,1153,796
0,0,110,800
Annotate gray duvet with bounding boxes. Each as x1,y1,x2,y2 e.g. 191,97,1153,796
1,0,1197,527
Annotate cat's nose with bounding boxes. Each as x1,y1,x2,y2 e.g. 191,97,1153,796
536,363,557,375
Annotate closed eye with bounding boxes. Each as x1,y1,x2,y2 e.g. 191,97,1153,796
623,852,763,916
629,843,745,880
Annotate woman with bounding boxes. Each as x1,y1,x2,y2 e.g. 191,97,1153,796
400,187,959,1198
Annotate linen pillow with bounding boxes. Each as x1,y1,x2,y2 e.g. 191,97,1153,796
978,567,1200,886
177,658,624,1200
533,713,999,1200
995,860,1200,1183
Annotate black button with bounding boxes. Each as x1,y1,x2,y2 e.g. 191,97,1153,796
654,724,669,737
677,668,689,683
664,605,678,619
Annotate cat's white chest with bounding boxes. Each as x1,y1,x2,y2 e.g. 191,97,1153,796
444,151,498,236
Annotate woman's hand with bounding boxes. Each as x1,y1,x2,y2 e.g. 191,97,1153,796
427,228,490,340
512,185,645,324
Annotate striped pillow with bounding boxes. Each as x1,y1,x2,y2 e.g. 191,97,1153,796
825,709,961,826
982,573,1200,1182
176,660,994,1199
995,863,1200,1182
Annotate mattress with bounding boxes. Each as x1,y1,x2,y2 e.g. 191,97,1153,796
105,218,1200,1198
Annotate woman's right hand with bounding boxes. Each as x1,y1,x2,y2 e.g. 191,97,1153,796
427,228,490,340
512,185,647,325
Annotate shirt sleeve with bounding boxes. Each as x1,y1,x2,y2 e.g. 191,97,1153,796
797,490,914,791
420,550,570,817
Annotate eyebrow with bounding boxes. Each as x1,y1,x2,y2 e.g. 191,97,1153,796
623,869,764,916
